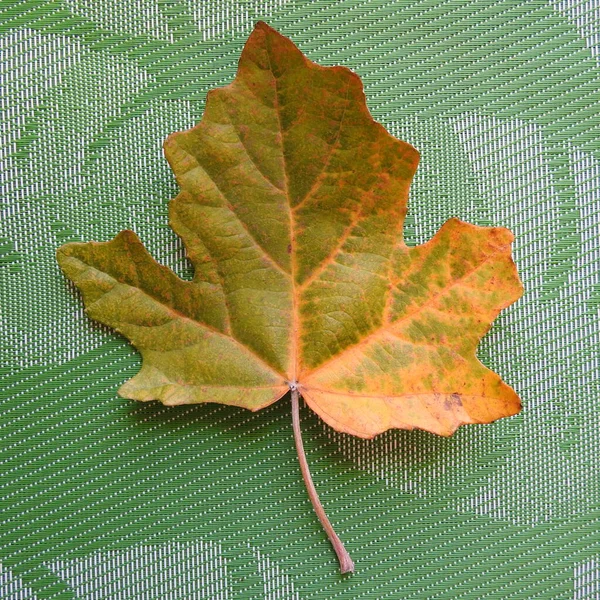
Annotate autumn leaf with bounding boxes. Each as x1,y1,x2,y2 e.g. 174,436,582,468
57,22,523,573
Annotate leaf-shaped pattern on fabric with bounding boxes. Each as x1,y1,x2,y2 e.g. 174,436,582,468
57,21,523,439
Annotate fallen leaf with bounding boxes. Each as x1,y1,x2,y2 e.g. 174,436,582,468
57,22,523,573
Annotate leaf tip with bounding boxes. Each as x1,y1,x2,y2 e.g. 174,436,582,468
115,229,139,244
56,240,84,277
250,20,284,45
505,387,522,417
55,243,70,263
56,239,82,259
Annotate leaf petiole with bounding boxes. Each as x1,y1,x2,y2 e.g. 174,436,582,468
290,385,354,574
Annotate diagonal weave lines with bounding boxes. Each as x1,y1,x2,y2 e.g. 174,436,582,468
1,0,599,598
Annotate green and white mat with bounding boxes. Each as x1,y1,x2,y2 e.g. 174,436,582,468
1,1,599,598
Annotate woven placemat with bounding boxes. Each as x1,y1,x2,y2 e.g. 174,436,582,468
1,1,599,598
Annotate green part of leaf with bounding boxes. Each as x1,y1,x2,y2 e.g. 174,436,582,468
57,230,287,410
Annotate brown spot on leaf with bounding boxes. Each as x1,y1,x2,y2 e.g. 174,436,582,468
444,393,463,410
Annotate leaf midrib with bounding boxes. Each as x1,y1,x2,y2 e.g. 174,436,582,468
265,32,298,383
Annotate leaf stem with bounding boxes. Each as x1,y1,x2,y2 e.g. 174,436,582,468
290,386,355,574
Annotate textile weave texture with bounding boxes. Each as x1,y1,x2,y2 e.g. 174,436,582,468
1,0,599,598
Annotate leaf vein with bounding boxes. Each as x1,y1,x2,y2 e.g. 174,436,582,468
172,141,291,278
80,261,284,378
304,250,501,378
218,92,286,193
298,205,367,290
291,76,352,212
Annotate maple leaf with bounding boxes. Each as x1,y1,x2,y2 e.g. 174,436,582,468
57,22,523,573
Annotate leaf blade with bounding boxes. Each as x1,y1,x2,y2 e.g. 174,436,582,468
57,22,522,437
301,219,523,437
57,230,288,410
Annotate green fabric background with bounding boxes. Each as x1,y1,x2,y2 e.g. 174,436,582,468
1,0,599,598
